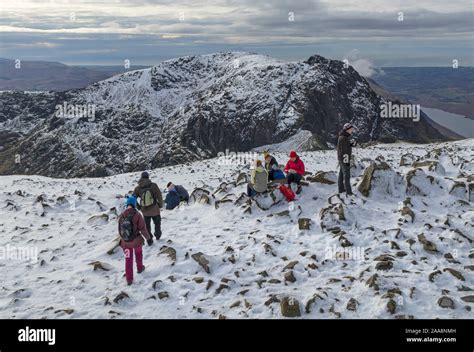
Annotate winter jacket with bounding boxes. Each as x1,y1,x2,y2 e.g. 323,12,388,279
133,178,163,217
265,156,278,171
337,131,352,164
118,208,151,249
251,166,269,193
165,189,180,210
284,156,305,176
175,185,189,202
165,185,189,210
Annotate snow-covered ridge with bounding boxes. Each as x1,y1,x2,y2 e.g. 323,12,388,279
77,52,321,122
0,139,472,318
253,130,317,152
0,52,449,178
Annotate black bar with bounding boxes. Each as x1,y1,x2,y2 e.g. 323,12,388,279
0,319,472,351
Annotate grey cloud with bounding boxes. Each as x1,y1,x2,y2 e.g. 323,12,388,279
0,0,472,66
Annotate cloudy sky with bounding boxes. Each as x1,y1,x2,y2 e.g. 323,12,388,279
0,0,473,67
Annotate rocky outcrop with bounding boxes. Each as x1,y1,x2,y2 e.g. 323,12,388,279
191,252,211,273
280,297,301,317
357,161,399,197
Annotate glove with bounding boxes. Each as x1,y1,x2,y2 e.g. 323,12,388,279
147,239,153,246
350,139,357,147
137,203,142,211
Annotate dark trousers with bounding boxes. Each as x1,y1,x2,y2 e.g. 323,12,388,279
287,172,302,185
268,169,275,181
247,184,257,197
144,215,161,240
338,162,352,194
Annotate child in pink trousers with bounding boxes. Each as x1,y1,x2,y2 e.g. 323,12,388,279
118,196,152,285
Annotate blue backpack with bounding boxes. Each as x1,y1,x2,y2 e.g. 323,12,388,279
273,169,286,180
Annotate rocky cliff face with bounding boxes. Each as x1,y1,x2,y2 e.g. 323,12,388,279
0,52,448,177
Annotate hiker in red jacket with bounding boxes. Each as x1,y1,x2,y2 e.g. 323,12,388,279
118,196,152,285
284,150,305,194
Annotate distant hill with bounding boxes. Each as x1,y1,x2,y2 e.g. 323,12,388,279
367,78,465,140
0,52,449,178
0,58,149,91
372,67,474,120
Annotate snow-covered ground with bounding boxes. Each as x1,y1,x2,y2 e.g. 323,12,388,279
0,139,473,319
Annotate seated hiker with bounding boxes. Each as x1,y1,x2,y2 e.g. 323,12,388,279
284,150,305,194
165,182,189,210
263,151,278,181
118,196,153,286
133,171,163,242
247,159,268,197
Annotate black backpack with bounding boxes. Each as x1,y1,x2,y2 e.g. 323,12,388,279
119,210,137,242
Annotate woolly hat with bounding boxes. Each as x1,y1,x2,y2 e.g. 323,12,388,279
343,123,353,131
125,196,137,208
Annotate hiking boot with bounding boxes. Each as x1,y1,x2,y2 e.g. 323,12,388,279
346,192,354,196
138,266,146,274
296,185,302,194
127,280,133,286
155,232,162,241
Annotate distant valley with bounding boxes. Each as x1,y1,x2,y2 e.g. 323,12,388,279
0,58,148,91
372,67,474,120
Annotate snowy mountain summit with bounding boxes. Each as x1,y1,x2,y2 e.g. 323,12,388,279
0,52,448,178
0,139,472,318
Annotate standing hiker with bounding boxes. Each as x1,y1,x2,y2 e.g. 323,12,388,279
337,122,356,196
118,196,153,285
284,150,305,194
165,182,189,210
247,160,268,197
133,171,163,243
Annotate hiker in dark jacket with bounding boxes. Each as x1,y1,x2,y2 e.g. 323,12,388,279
165,182,189,210
118,196,152,285
133,171,164,242
337,122,356,196
264,151,279,181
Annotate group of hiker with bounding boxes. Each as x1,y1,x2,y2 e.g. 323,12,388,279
118,172,189,285
247,122,356,199
246,150,306,199
117,122,356,285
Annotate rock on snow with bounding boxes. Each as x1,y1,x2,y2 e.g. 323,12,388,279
0,139,472,319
